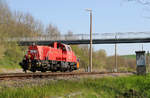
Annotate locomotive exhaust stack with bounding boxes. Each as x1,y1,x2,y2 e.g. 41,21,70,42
19,42,79,72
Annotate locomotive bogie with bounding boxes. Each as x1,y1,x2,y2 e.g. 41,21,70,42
20,59,77,72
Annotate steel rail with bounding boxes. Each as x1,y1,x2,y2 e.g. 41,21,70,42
0,72,134,80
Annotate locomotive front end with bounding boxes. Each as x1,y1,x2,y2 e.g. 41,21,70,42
19,46,39,72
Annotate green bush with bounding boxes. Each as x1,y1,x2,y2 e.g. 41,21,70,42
0,42,23,69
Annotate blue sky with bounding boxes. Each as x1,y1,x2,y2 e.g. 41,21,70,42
7,0,150,55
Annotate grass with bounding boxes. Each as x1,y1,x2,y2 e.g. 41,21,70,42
0,74,150,98
0,56,21,69
121,54,136,59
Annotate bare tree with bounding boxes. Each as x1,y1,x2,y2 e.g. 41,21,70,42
0,0,12,37
65,30,74,40
12,11,44,37
45,24,60,39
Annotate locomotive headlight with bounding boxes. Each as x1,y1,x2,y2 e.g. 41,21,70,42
28,55,31,58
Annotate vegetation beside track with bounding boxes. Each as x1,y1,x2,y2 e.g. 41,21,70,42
0,43,23,70
121,54,136,59
0,74,150,98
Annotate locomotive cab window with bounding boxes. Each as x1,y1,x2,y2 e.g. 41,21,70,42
62,46,66,51
67,46,72,51
57,45,60,49
57,43,61,49
49,43,54,48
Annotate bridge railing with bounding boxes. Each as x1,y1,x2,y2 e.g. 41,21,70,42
6,32,150,41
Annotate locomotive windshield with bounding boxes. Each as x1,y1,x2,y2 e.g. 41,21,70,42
67,46,72,51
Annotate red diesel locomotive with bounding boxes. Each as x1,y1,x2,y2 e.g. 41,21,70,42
19,42,79,72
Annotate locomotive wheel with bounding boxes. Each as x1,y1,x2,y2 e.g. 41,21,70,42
52,70,56,72
23,69,27,73
69,69,73,72
41,69,46,72
60,70,64,72
32,70,36,73
31,68,36,73
24,70,27,73
60,69,67,72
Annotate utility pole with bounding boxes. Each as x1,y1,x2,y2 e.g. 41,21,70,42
85,8,93,72
147,51,149,73
115,33,117,72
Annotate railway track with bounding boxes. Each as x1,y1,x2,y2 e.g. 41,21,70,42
0,72,134,80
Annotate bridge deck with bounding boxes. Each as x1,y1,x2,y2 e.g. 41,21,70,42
18,38,150,46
